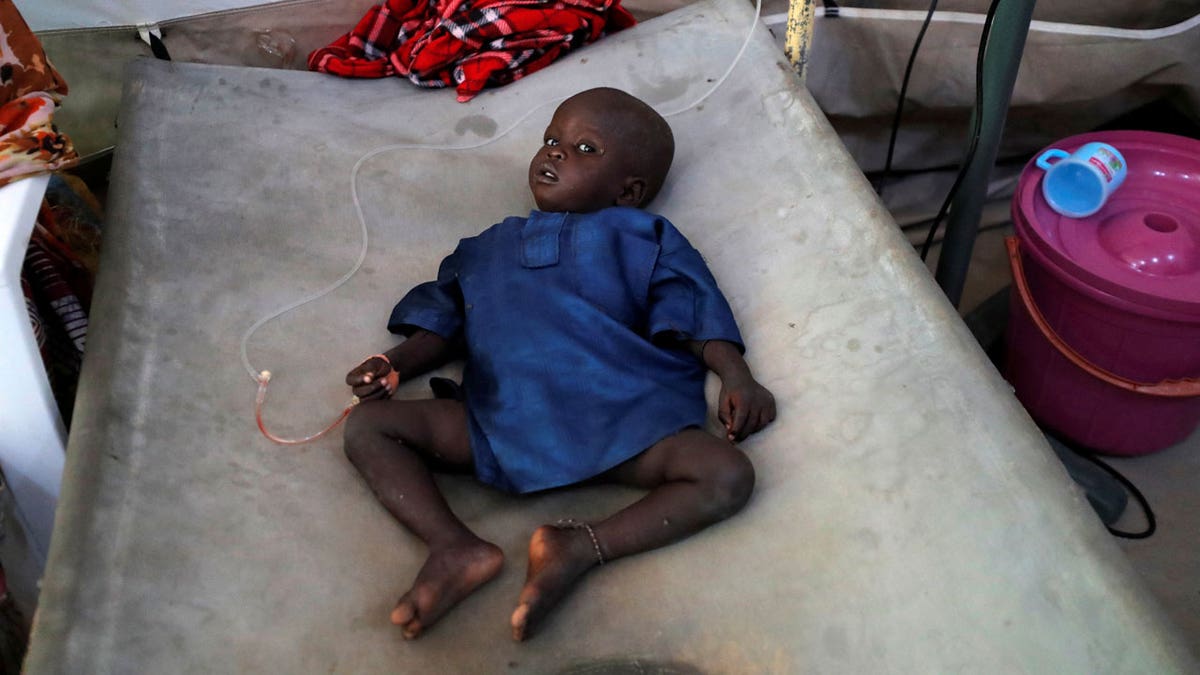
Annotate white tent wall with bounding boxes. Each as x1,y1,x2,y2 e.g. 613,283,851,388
794,3,1200,227
802,5,1200,173
839,0,1200,29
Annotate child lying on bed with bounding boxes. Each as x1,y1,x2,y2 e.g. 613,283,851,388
343,87,776,641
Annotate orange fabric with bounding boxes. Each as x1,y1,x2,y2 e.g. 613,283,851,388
0,93,76,185
0,0,68,101
0,0,76,187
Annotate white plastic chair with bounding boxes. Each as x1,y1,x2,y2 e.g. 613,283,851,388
0,173,65,569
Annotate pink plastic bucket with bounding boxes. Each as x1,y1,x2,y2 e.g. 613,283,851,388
1006,131,1200,456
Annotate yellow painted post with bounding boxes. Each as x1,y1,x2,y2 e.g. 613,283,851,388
784,0,815,81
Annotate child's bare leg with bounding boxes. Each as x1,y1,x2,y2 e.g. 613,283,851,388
343,398,503,639
510,428,754,640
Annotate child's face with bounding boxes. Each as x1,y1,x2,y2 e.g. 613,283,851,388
528,100,639,213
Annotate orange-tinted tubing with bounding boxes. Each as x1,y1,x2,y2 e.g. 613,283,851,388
1006,236,1200,398
255,371,355,445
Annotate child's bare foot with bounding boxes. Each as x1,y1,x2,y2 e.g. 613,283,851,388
510,524,602,641
391,538,504,639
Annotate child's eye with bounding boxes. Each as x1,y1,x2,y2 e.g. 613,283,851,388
544,137,559,147
577,143,597,154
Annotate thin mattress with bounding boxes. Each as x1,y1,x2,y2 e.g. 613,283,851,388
26,1,1197,671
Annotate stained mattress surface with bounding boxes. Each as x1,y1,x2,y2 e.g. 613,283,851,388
26,1,1196,672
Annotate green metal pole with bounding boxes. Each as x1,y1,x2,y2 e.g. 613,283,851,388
934,0,1036,307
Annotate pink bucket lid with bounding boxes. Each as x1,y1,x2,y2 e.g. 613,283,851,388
1016,131,1200,318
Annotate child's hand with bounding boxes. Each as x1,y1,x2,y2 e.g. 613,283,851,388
346,354,400,400
718,374,776,443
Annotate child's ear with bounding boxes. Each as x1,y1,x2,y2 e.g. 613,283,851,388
615,176,647,208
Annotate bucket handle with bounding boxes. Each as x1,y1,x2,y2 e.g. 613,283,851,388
1006,236,1200,398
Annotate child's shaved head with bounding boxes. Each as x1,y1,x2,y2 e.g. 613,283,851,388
529,87,675,212
562,88,675,203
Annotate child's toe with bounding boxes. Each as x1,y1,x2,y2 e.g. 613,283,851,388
391,597,416,625
511,603,530,641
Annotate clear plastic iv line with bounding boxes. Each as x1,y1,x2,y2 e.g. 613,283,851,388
246,0,763,444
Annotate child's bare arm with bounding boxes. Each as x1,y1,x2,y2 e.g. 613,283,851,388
687,339,776,442
346,330,455,400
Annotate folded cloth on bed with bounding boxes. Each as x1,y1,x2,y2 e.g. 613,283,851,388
22,175,102,427
308,0,636,102
0,1,76,188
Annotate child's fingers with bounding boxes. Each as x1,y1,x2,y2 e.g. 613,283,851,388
355,369,400,397
346,365,375,386
380,369,399,394
731,398,750,439
748,408,767,436
348,371,378,387
739,402,776,440
346,357,393,386
352,381,384,398
721,393,744,439
718,393,732,428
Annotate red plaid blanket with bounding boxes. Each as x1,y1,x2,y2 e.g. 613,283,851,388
308,0,635,101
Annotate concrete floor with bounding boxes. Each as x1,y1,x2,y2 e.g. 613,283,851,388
1110,429,1200,651
923,221,1200,657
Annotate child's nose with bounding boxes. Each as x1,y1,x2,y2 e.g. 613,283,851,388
548,146,565,160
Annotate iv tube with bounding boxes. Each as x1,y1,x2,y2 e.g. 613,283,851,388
244,0,764,444
255,371,354,445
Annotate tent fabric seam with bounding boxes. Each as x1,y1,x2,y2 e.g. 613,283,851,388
762,6,1200,41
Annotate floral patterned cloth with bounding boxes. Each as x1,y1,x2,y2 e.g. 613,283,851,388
0,0,76,188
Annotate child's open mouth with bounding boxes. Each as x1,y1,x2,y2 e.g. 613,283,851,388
537,163,558,183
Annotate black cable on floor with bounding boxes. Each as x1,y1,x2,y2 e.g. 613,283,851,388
1042,426,1157,539
1074,451,1157,539
919,0,1004,261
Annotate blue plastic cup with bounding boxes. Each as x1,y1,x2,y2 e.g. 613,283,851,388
1036,142,1127,218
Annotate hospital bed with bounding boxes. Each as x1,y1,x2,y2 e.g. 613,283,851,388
23,1,1196,671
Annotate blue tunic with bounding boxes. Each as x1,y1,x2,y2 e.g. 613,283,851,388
388,206,743,493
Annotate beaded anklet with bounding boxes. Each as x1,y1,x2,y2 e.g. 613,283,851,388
555,518,605,565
